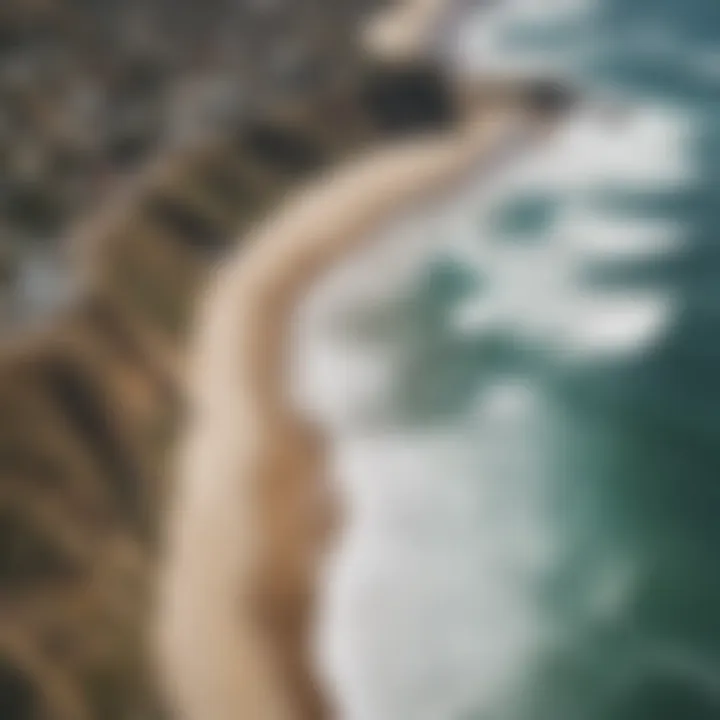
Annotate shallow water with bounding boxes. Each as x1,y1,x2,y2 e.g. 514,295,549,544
312,1,720,718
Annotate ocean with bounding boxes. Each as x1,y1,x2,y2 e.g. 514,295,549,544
305,1,720,718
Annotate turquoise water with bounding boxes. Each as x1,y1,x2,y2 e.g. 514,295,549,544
315,2,720,718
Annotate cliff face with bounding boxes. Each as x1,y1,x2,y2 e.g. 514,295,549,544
0,0,389,328
0,2,391,718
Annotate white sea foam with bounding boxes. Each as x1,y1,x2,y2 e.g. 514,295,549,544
301,1,700,718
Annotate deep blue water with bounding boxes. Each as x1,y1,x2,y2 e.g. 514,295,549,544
481,1,720,717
